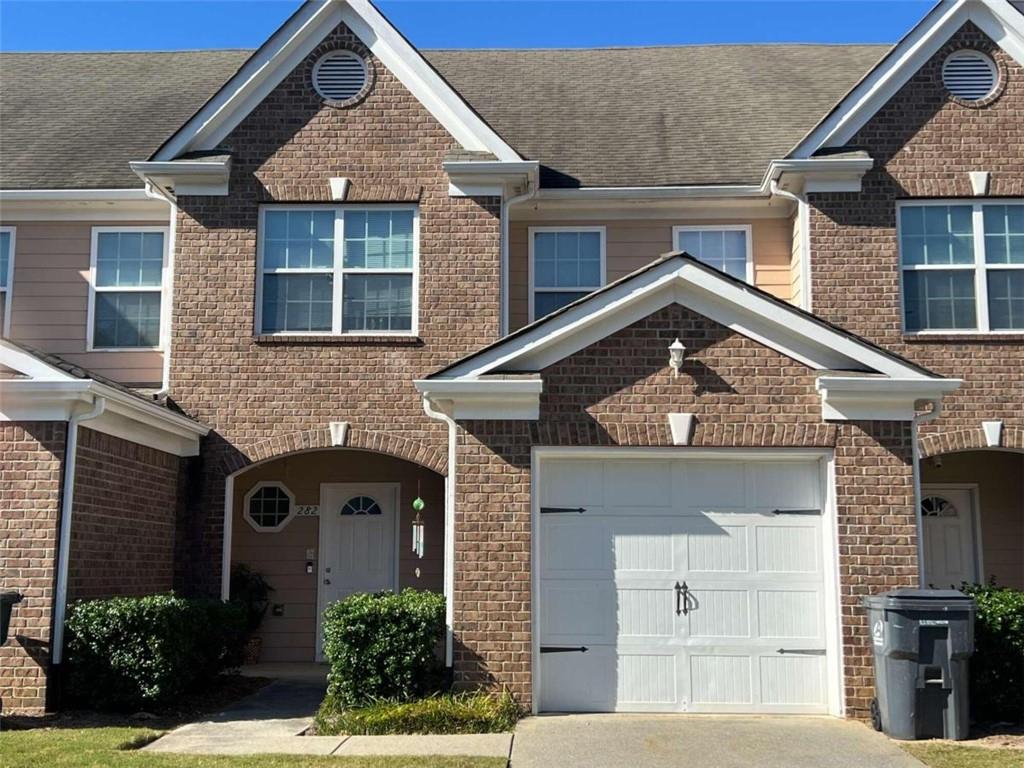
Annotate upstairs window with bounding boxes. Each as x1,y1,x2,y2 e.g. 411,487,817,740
0,228,13,337
257,206,417,335
900,202,1024,333
89,227,166,349
529,227,605,321
674,225,752,282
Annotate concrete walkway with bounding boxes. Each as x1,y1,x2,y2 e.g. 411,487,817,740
144,664,511,758
510,714,925,768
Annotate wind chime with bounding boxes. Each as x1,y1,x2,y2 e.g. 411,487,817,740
411,475,426,560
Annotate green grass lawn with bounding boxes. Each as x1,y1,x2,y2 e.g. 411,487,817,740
903,743,1024,768
0,726,508,768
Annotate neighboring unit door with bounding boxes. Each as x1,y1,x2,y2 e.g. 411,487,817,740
537,456,832,714
921,486,979,589
316,483,398,659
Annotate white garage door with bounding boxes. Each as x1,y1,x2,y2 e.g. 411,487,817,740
537,456,833,714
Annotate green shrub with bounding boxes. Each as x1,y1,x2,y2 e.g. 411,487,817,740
961,582,1024,723
64,594,246,711
322,589,445,707
315,691,519,735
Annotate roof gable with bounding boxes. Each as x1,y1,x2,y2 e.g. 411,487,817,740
429,254,939,381
151,0,519,163
791,0,1024,158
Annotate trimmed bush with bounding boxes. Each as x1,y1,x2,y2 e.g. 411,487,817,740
315,691,518,735
64,594,246,710
322,589,445,707
961,582,1024,723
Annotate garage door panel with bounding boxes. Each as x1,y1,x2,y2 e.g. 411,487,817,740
750,462,820,510
612,518,679,572
618,588,675,638
603,460,673,508
755,524,821,574
679,461,747,509
687,589,751,638
759,655,826,707
541,460,605,507
540,517,611,576
617,653,677,706
687,524,748,572
540,646,617,712
757,590,822,639
541,581,615,643
689,654,753,706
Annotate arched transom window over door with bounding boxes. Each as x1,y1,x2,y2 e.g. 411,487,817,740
341,495,382,516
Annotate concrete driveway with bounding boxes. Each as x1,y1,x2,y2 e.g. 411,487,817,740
511,714,925,768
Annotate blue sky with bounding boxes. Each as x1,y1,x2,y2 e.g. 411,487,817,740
0,1,935,52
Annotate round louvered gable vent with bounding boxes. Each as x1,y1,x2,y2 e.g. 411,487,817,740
313,50,368,102
942,50,998,102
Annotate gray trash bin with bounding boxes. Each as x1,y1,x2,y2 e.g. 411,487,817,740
863,588,975,741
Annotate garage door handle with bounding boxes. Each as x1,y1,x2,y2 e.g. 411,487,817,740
675,581,689,616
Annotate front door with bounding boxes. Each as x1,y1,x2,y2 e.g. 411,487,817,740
921,486,979,589
316,483,398,659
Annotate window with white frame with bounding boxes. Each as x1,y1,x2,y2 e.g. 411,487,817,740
90,227,167,349
529,227,605,320
257,206,417,335
673,225,752,282
244,482,295,532
899,202,1024,332
0,228,14,337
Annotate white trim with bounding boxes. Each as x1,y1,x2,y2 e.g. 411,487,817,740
897,199,1024,335
414,378,542,420
529,446,842,717
87,226,169,352
222,473,235,601
436,256,938,382
152,0,519,164
816,376,962,421
536,185,764,201
243,480,297,533
255,204,419,337
528,226,606,323
921,482,985,585
0,226,15,337
672,223,754,284
791,0,1024,157
129,158,231,198
0,188,151,202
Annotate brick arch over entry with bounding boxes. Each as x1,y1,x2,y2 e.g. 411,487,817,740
919,427,1024,459
218,427,448,476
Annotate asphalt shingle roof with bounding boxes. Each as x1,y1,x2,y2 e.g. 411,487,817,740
0,44,889,190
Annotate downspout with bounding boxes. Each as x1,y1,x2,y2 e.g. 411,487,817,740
142,181,177,395
770,179,813,312
421,395,457,669
51,395,106,665
500,180,537,337
911,398,943,588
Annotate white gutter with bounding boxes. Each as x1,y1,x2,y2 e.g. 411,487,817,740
501,181,537,336
51,396,107,665
537,184,764,201
770,180,813,311
421,395,457,669
762,157,875,187
0,188,151,202
912,399,943,587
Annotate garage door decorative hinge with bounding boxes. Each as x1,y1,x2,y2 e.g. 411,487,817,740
776,648,826,655
540,646,589,653
771,508,821,516
540,506,586,514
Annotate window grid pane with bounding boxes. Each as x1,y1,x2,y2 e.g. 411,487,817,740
262,274,333,333
342,275,413,332
94,291,162,347
0,231,10,289
249,487,291,528
534,290,589,318
902,270,977,332
344,210,414,269
983,205,1024,265
677,229,748,280
264,210,335,270
533,231,601,290
899,205,974,266
987,270,1024,330
96,231,164,287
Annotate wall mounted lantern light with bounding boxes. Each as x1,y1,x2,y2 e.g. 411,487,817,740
668,338,687,377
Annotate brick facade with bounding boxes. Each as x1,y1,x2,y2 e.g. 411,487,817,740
454,306,917,716
168,22,500,594
67,427,182,601
0,422,65,715
809,22,1024,450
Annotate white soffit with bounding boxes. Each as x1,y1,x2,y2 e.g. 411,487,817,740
434,257,935,381
152,0,520,163
791,0,1024,157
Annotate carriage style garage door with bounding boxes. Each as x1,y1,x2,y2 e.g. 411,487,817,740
536,454,835,714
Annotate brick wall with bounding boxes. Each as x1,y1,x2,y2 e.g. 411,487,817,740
67,427,182,601
454,306,916,716
0,421,65,715
168,23,501,594
809,22,1024,446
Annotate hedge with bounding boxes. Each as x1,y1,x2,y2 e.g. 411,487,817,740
961,583,1024,723
64,594,246,711
315,691,518,735
321,589,445,708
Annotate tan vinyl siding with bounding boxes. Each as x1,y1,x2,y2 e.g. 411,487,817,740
232,450,444,663
509,217,796,331
1,221,164,385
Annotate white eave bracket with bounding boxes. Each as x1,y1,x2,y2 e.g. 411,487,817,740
413,378,542,420
764,156,875,195
815,376,961,421
443,160,539,198
130,157,232,199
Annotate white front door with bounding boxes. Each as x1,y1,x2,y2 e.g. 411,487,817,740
317,483,398,659
921,486,979,589
537,456,834,715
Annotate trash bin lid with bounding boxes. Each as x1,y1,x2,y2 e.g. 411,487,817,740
862,588,975,612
